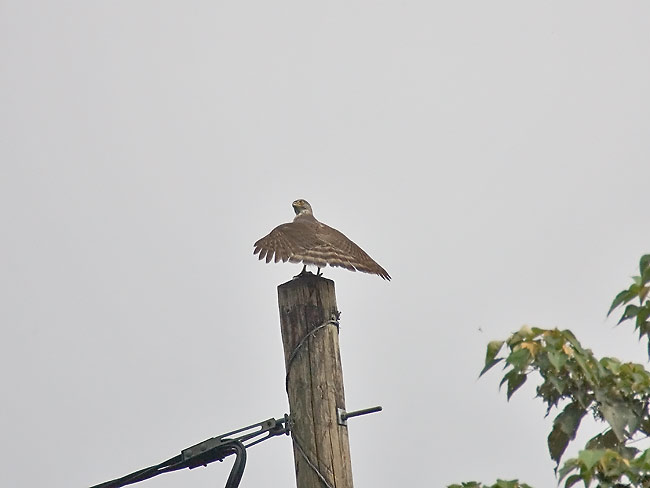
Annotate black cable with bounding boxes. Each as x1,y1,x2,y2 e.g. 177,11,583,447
89,440,254,488
89,455,182,488
223,441,247,488
89,417,287,488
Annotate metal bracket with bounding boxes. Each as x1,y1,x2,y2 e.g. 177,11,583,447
336,405,382,426
181,415,289,468
91,414,290,488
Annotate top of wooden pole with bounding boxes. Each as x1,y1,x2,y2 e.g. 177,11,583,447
278,272,335,291
277,274,338,368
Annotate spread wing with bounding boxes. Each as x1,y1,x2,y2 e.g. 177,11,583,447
313,223,391,280
253,219,319,265
254,218,391,280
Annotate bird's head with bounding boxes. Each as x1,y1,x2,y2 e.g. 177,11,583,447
292,199,313,216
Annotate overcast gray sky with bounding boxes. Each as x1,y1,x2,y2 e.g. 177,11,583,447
2,2,650,487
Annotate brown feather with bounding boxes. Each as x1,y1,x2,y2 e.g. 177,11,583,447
253,201,391,280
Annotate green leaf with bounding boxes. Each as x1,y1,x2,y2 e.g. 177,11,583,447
641,285,650,302
547,375,567,395
643,267,650,286
608,288,636,316
563,474,582,488
480,341,505,377
635,447,650,465
639,417,650,436
558,402,586,437
480,358,503,377
548,403,586,465
486,340,504,363
494,481,533,488
640,254,650,277
600,357,621,374
548,425,570,466
557,458,580,482
494,481,518,488
619,445,639,460
507,372,527,400
548,350,568,371
578,449,606,471
595,391,635,441
562,330,586,354
636,305,650,329
573,352,596,384
585,429,620,450
506,347,531,371
618,304,640,325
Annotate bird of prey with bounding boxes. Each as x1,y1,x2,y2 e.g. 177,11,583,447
253,199,391,280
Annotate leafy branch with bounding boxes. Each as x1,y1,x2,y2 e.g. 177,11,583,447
452,254,650,488
608,254,650,357
448,481,533,488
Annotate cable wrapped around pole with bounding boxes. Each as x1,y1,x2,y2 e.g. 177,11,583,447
284,317,340,488
285,318,339,391
277,274,354,488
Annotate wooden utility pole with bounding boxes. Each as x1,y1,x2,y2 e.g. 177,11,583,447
278,274,353,488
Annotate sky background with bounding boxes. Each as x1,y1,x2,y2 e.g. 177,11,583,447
2,2,650,487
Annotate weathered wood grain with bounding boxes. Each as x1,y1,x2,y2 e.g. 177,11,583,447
278,274,353,488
